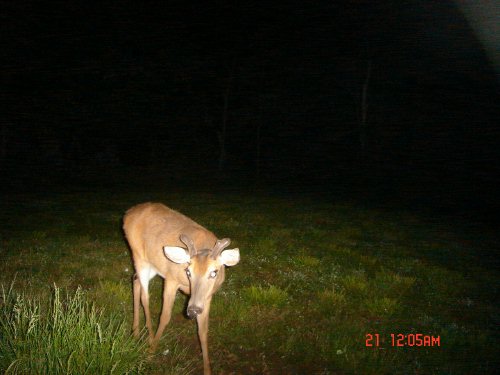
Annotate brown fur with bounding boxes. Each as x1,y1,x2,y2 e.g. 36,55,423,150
193,254,210,274
123,202,232,375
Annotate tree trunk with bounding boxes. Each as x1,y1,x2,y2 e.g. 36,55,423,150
360,60,372,153
218,72,233,172
255,100,263,181
0,123,8,171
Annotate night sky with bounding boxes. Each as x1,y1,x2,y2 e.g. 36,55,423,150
2,1,499,216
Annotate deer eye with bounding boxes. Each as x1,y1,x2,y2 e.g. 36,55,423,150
186,269,191,278
209,270,218,278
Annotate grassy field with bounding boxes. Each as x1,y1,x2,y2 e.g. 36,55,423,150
0,190,498,374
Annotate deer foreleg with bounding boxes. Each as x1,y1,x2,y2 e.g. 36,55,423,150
196,299,212,375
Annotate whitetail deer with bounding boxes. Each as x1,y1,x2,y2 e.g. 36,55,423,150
123,202,240,375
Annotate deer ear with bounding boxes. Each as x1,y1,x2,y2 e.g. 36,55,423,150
164,246,190,264
219,248,240,266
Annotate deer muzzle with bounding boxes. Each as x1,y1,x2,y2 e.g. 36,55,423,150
187,305,203,319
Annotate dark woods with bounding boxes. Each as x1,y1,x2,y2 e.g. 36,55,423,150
2,1,499,218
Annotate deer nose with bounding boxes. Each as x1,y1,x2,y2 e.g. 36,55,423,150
187,306,203,319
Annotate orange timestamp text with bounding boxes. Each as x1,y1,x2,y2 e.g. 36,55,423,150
366,333,441,347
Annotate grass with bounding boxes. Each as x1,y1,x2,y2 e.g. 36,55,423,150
0,282,147,374
0,190,498,374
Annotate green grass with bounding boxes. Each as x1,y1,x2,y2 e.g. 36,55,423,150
0,282,147,374
0,191,498,374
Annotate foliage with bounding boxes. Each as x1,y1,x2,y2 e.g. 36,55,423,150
0,191,498,374
0,282,147,374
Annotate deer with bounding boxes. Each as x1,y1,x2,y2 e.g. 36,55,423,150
123,202,240,375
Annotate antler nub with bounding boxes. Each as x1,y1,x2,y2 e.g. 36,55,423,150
180,234,197,257
211,238,231,259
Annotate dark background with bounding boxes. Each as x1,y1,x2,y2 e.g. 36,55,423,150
2,1,499,220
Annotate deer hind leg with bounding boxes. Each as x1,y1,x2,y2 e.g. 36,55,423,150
132,274,141,337
138,265,157,344
151,280,178,351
